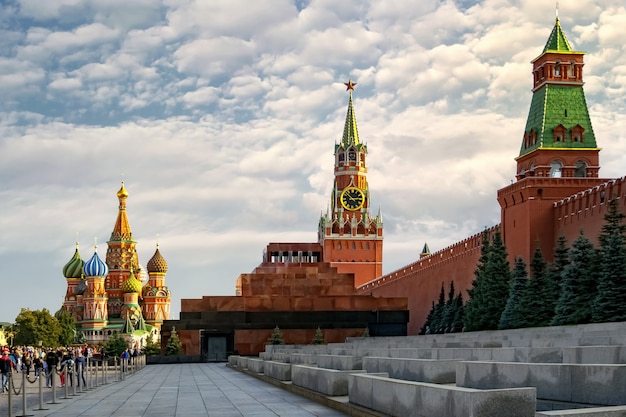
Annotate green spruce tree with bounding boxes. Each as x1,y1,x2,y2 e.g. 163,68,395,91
465,231,511,331
105,332,128,357
143,336,161,356
450,293,465,333
552,232,600,325
499,257,528,330
550,235,570,298
419,301,436,335
464,230,491,331
518,246,555,327
441,281,457,333
593,197,626,322
312,327,325,345
430,283,446,334
267,326,285,345
165,326,183,355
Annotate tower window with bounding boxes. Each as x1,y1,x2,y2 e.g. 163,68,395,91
555,62,561,77
564,109,568,117
575,161,587,177
550,161,562,178
571,125,584,143
553,125,566,143
348,151,356,161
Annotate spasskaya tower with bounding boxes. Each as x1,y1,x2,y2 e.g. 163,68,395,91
318,80,383,287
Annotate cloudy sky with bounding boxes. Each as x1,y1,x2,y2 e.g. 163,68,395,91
1,0,625,322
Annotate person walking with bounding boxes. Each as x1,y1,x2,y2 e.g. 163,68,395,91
60,352,74,387
0,349,15,393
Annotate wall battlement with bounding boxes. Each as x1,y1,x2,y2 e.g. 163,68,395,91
358,225,500,293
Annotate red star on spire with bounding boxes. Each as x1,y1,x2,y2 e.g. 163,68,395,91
344,80,357,91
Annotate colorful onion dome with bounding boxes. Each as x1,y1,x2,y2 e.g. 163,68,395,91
63,243,85,278
117,182,129,198
74,278,88,295
83,249,109,277
147,246,168,273
121,270,142,293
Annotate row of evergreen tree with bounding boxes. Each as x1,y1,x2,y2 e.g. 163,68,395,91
420,196,626,333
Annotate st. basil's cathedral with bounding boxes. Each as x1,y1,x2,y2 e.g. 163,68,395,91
60,183,171,347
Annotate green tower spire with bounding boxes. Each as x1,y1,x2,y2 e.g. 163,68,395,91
543,17,573,53
341,79,360,147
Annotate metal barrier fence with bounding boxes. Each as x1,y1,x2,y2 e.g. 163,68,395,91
2,355,146,417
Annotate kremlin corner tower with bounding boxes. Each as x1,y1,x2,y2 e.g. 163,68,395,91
61,183,171,346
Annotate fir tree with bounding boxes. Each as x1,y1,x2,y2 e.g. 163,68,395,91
465,231,511,331
593,197,626,322
267,326,285,345
312,327,325,345
165,326,183,355
464,230,491,331
430,283,446,334
552,232,600,325
499,257,528,330
441,281,457,333
550,235,570,297
450,293,465,333
143,336,161,356
419,301,436,335
105,333,128,357
518,246,555,327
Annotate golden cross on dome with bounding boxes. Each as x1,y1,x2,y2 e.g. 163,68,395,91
344,79,357,91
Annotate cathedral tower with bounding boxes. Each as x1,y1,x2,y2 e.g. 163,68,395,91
142,244,171,337
105,182,140,323
497,15,606,263
318,81,383,287
61,242,85,318
81,247,109,343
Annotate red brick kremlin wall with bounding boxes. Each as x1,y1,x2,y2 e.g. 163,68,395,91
358,176,626,335
357,226,499,335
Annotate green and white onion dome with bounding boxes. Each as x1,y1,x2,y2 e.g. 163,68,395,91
62,245,85,278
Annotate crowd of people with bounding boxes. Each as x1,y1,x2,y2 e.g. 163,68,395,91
0,345,99,392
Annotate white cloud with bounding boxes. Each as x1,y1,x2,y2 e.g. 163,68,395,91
1,0,625,323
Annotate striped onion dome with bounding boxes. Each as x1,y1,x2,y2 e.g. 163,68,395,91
83,250,109,277
74,278,87,295
146,246,168,273
62,244,85,278
121,270,142,293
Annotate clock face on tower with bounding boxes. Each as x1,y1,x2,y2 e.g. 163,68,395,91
340,187,365,211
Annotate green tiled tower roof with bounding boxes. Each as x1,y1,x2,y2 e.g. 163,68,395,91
543,18,573,53
521,85,596,155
